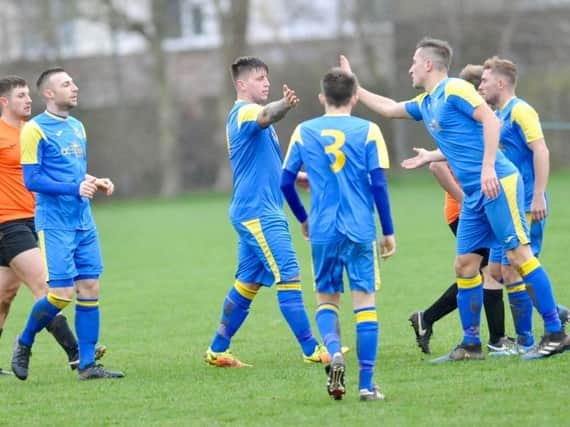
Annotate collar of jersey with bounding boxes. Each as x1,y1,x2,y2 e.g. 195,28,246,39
45,110,69,121
428,77,448,95
323,113,350,117
498,96,516,112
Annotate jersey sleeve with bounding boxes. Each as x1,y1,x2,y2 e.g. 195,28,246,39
444,79,485,117
511,102,544,144
365,122,390,171
404,93,427,121
236,103,264,138
20,121,45,165
282,124,303,173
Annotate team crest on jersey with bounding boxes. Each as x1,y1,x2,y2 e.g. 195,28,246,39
429,118,441,132
61,142,84,157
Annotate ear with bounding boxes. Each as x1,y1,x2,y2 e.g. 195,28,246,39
0,96,8,108
351,94,358,106
318,93,325,106
235,79,247,92
425,58,433,72
497,78,506,90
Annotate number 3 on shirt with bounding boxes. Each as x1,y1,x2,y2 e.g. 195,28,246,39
322,129,346,172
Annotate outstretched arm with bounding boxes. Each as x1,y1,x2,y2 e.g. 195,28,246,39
257,84,300,128
401,147,445,170
339,55,411,119
429,161,464,203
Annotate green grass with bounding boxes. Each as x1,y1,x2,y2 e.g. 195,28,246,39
2,170,570,426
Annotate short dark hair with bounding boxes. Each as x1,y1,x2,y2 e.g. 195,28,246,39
36,67,66,91
0,76,27,97
321,67,357,107
230,56,268,81
483,56,517,86
459,64,483,88
416,37,453,71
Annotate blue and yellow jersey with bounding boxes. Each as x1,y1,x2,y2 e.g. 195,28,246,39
497,97,544,210
283,114,389,244
20,111,94,231
227,101,285,223
405,78,517,195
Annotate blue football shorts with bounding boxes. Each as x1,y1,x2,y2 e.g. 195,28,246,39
489,213,545,265
39,227,103,286
233,215,299,287
311,237,380,294
457,172,530,256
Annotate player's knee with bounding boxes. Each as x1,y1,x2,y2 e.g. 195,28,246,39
75,279,100,298
454,256,479,277
505,245,532,270
0,282,20,307
486,262,503,283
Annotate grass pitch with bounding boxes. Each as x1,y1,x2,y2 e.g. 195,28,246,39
2,170,570,426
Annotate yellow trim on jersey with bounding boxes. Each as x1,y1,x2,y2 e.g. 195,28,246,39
283,125,303,167
413,92,428,105
317,303,339,313
37,230,49,282
444,79,484,107
372,241,381,291
47,293,72,309
366,123,390,169
511,102,544,143
499,173,529,245
77,300,99,307
276,283,302,291
237,104,263,130
507,284,526,294
526,212,532,226
79,122,87,139
234,280,258,300
457,274,482,289
355,310,378,323
20,121,47,165
241,218,281,283
519,257,541,277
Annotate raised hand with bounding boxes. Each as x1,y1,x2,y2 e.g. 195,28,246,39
282,84,300,108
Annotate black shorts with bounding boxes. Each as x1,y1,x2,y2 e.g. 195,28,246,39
0,218,38,267
448,218,489,268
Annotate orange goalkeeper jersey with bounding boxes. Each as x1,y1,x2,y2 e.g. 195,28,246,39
444,192,460,225
0,119,34,223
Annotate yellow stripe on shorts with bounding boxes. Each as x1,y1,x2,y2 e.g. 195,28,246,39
500,173,529,246
241,218,281,283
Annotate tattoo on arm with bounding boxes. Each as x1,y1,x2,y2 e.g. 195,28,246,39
257,99,291,127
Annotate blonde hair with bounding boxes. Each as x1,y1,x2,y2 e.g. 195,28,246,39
483,56,517,86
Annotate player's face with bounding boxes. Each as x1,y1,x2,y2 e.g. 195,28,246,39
478,69,500,107
48,72,79,110
3,86,32,120
409,49,427,89
241,68,270,104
